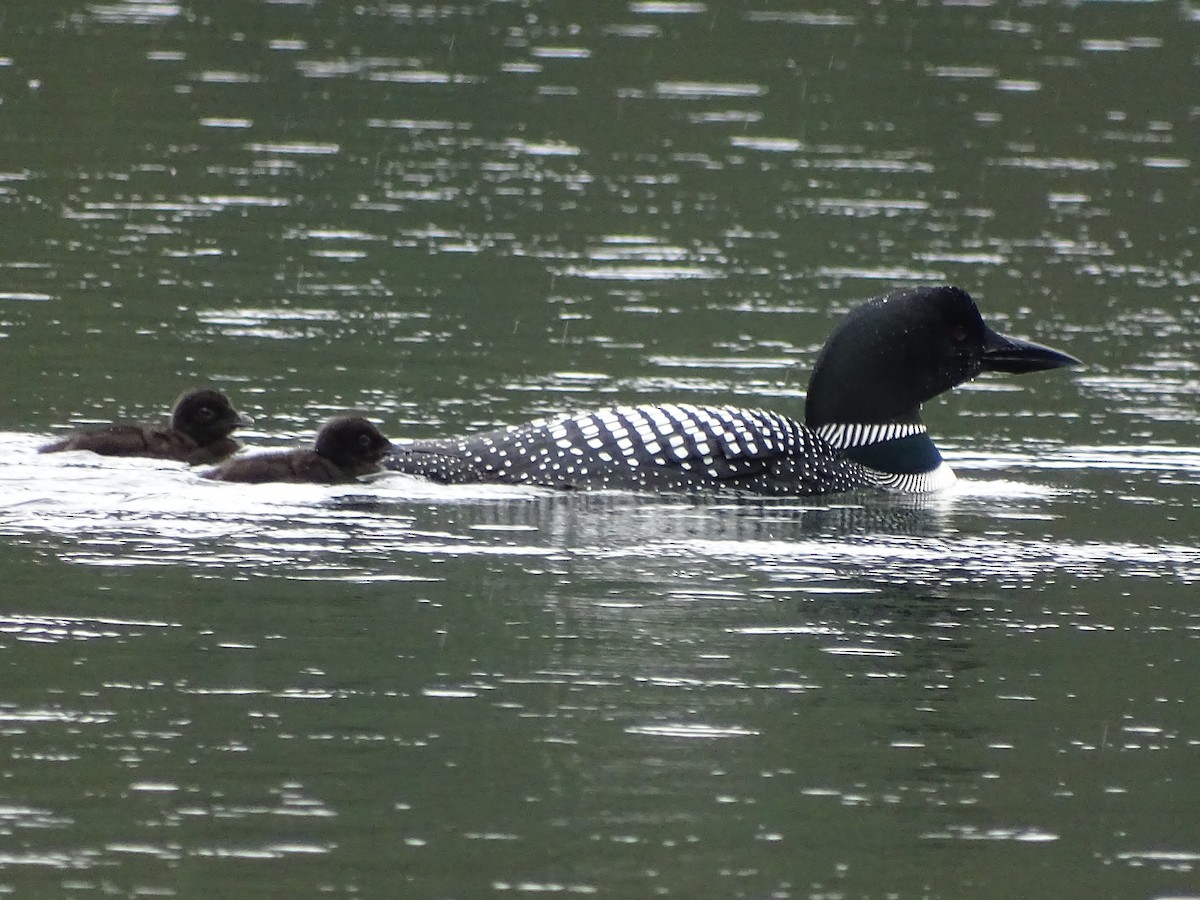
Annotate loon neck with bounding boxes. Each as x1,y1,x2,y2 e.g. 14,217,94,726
812,422,945,476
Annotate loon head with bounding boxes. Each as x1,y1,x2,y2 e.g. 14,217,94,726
804,285,1080,485
171,389,248,445
315,416,393,470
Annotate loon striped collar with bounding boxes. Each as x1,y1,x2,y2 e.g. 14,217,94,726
813,422,957,493
812,421,928,450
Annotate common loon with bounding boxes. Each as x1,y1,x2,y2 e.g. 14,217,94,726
204,416,391,484
40,388,248,465
384,286,1080,496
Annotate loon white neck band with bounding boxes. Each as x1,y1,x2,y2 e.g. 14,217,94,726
812,422,927,450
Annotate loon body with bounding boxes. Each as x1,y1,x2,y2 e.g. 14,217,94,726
385,286,1079,496
40,388,247,465
204,416,391,484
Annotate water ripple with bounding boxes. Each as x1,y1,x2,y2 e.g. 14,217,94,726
3,434,1197,585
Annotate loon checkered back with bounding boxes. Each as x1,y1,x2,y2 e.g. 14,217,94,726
385,286,1080,497
389,403,877,495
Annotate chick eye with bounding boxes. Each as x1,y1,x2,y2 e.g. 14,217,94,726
359,434,372,447
197,406,215,420
950,326,968,343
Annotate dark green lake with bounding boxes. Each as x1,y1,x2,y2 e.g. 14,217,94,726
1,2,1197,897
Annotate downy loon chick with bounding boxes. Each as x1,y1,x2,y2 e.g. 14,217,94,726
40,388,247,465
204,416,392,484
384,286,1080,496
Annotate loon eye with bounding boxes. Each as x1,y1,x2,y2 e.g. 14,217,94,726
950,325,968,343
358,433,372,448
197,406,215,421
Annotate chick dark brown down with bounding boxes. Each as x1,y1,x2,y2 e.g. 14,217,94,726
204,416,391,484
40,388,247,465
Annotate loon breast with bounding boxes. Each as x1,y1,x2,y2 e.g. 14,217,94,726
387,403,879,496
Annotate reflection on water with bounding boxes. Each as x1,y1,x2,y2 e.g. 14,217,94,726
4,433,1198,588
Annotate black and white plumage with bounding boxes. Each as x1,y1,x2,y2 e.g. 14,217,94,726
386,286,1080,496
388,403,875,494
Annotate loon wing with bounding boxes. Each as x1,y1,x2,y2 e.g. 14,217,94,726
387,403,871,495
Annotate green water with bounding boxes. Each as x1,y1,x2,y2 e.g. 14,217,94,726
1,2,1197,897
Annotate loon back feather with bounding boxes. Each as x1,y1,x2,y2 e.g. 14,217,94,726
390,403,878,495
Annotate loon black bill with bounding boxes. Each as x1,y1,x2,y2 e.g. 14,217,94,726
981,329,1081,374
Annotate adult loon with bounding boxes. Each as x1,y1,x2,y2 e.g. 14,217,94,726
40,388,248,465
204,416,391,484
384,286,1080,496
